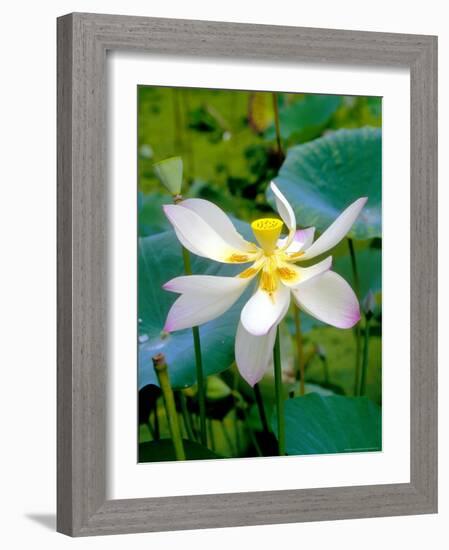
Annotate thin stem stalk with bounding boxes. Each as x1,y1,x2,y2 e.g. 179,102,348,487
348,238,362,395
179,391,196,442
207,419,216,451
272,93,283,157
321,356,330,384
273,327,286,456
241,406,263,457
233,410,241,456
152,354,185,460
145,420,155,440
152,402,160,440
293,304,305,395
221,420,236,456
181,245,207,447
254,383,270,435
359,317,371,396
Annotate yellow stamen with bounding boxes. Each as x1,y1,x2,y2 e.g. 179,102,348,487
277,266,299,282
238,267,258,279
251,218,283,254
260,270,277,293
228,253,250,263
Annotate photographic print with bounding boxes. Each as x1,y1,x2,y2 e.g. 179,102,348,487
137,86,382,462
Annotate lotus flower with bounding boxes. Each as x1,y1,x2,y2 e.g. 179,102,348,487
162,182,366,386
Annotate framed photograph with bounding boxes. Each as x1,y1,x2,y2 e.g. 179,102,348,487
57,12,437,536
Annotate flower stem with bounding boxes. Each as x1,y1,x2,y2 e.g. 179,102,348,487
181,244,193,272
273,326,286,456
221,420,236,456
180,91,195,180
321,356,330,384
153,404,160,440
145,419,155,440
207,419,216,451
181,245,207,446
172,88,183,152
254,383,270,435
152,354,185,460
293,303,305,396
192,326,207,445
179,391,196,442
241,405,263,457
232,369,242,456
347,238,362,396
233,410,241,456
359,317,371,396
272,92,284,158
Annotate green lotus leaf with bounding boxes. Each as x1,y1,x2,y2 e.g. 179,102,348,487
138,191,171,236
333,247,382,297
272,393,381,455
265,94,342,142
269,127,381,240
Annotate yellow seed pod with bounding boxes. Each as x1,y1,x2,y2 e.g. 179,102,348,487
251,218,283,253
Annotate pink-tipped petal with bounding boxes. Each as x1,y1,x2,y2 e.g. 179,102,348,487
292,271,361,329
278,227,316,253
163,275,251,332
300,197,368,260
235,322,277,386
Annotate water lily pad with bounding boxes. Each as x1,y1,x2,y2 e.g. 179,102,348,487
270,127,381,240
138,225,253,390
272,393,381,455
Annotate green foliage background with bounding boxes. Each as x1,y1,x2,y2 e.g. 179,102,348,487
137,86,382,460
138,88,381,220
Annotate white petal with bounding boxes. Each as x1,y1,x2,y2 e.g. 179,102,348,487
278,256,332,288
270,182,296,232
292,271,361,329
173,228,203,257
278,227,316,253
163,275,250,332
300,198,368,260
163,274,252,294
181,198,254,252
241,283,290,336
164,204,257,264
235,322,277,386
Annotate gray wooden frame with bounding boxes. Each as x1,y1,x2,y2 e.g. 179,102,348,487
57,12,438,537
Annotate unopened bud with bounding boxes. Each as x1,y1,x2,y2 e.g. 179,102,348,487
153,157,183,196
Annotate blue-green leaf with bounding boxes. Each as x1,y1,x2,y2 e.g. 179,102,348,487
272,393,381,455
333,247,382,297
138,191,171,236
270,127,381,240
265,95,342,142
